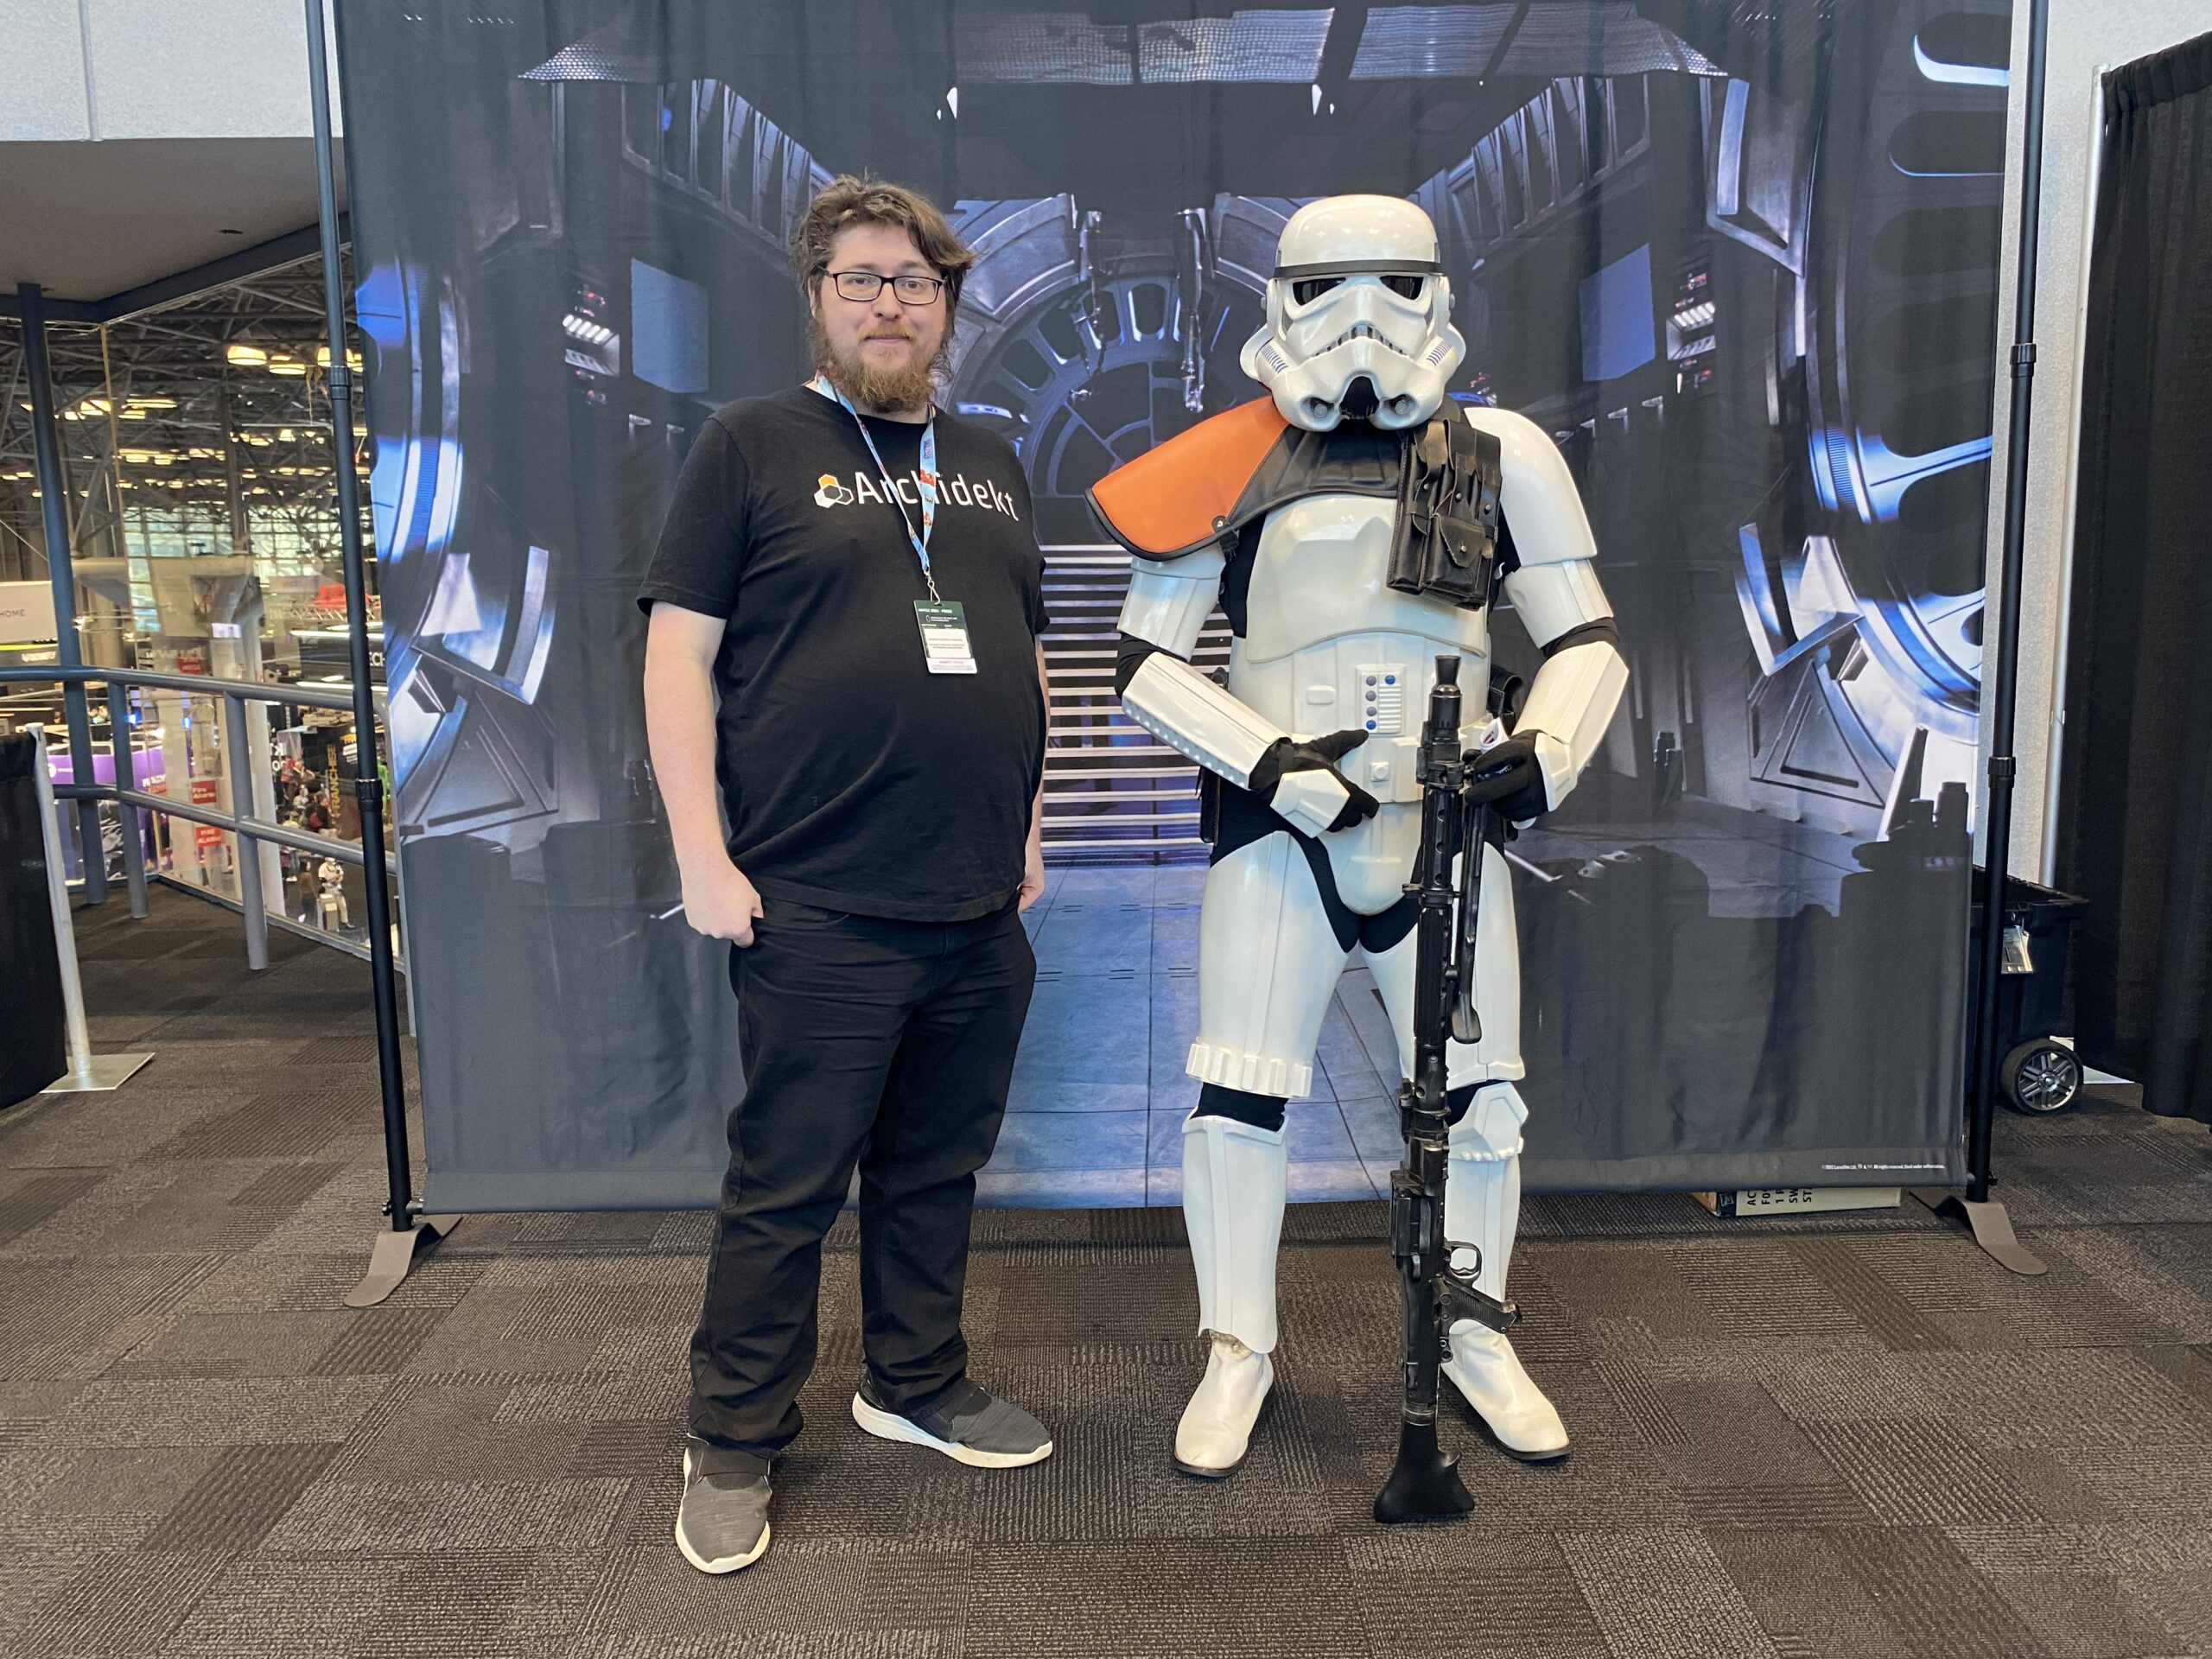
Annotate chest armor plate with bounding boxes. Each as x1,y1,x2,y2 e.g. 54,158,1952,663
1230,494,1492,810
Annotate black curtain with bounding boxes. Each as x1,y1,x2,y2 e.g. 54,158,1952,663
2056,32,2212,1123
0,733,68,1108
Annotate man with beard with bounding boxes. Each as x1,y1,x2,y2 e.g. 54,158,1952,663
639,177,1054,1576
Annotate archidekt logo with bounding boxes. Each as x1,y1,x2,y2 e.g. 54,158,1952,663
814,466,1020,521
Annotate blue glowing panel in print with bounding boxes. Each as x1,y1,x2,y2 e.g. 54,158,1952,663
630,258,709,395
1579,244,1656,383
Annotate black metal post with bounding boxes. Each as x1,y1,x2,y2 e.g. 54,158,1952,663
18,283,108,905
303,0,411,1238
1967,0,2051,1206
1911,0,2055,1277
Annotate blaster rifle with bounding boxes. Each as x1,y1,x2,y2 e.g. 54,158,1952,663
1374,652,1520,1525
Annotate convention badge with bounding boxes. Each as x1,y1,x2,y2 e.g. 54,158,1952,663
914,599,978,675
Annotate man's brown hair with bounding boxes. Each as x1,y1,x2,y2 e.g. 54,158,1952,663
791,176,976,315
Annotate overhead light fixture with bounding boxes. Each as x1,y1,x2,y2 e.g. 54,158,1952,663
226,343,268,368
267,355,306,377
126,397,178,410
313,346,365,371
278,428,296,442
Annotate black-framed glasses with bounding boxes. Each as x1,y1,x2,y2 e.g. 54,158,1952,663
827,270,947,306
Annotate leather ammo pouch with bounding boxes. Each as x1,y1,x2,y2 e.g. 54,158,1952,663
1387,416,1503,609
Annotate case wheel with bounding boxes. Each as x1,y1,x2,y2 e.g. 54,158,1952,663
2000,1039,2082,1115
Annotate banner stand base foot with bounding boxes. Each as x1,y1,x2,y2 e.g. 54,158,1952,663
346,1214,462,1307
1911,1188,2047,1276
40,1052,155,1094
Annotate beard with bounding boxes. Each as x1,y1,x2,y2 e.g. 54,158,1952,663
809,313,952,415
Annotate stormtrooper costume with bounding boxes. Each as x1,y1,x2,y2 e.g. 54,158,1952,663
1090,197,1628,1477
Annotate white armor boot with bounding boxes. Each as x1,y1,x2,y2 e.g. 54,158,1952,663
1174,1114,1287,1478
1440,1084,1567,1460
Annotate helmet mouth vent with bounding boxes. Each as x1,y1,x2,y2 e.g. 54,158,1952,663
1339,378,1381,421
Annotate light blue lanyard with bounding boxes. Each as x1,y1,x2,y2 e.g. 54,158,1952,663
810,374,942,601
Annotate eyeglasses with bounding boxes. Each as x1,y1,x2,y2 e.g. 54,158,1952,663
826,270,947,306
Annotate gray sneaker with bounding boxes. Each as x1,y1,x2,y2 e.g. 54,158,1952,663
675,1439,773,1573
850,1378,1053,1468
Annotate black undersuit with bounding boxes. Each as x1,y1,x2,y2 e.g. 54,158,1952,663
1210,779,1422,955
1192,795,1489,1135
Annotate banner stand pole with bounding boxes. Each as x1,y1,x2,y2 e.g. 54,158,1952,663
1910,0,2050,1278
26,726,154,1095
302,0,461,1307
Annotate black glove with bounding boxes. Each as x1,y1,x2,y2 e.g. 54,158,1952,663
1463,734,1549,823
1249,730,1381,833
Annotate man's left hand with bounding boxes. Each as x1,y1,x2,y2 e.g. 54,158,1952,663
1019,826,1046,912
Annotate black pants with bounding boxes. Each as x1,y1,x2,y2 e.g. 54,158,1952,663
688,896,1035,1457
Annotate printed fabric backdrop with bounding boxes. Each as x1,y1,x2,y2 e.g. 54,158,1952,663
336,0,2005,1211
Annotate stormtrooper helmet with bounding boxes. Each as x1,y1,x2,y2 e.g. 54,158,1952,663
1239,195,1466,432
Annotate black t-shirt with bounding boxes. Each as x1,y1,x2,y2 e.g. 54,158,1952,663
639,385,1048,922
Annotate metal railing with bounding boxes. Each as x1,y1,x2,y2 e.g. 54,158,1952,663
0,663,398,971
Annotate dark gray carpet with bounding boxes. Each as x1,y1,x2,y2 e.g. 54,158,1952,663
4,886,2212,1658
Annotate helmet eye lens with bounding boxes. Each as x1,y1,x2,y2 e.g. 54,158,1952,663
1288,273,1427,305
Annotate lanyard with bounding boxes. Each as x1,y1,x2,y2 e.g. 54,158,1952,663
810,374,943,601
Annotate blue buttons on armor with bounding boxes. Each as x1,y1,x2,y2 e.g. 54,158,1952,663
1365,676,1376,686
1385,675,1397,685
1366,721,1376,730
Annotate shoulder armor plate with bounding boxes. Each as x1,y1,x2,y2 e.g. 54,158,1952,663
1090,403,1505,613
1088,399,1404,559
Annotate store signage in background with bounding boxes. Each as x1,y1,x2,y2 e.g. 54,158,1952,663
0,582,57,645
175,648,207,676
189,777,225,849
